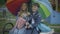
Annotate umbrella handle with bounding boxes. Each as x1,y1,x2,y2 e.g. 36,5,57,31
31,27,41,34
28,0,33,14
31,27,37,34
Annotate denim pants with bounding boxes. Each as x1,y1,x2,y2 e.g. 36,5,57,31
9,28,26,34
26,28,39,34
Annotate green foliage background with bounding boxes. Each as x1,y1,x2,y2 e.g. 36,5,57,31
0,0,6,6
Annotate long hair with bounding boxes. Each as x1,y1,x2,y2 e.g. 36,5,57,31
18,3,30,17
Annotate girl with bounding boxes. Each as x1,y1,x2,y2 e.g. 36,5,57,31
9,3,30,34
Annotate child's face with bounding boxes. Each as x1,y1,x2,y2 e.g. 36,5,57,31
32,5,38,12
21,3,27,10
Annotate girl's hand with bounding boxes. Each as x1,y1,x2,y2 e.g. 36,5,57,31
25,25,31,29
26,22,29,26
25,22,31,29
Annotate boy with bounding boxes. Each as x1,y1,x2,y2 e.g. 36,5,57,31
26,3,41,34
26,3,54,34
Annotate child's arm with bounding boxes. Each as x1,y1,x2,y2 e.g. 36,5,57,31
31,14,42,28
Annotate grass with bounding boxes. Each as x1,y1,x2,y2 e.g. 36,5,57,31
0,18,16,34
42,22,60,32
58,6,60,12
0,10,16,34
54,28,60,32
43,22,60,26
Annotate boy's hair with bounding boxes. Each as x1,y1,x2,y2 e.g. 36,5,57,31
32,3,40,8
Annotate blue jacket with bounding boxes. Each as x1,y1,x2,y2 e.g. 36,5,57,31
29,12,41,28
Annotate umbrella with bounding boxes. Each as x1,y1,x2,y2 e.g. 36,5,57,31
32,0,53,19
6,0,52,19
6,0,30,16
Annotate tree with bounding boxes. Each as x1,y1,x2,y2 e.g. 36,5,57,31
0,0,7,7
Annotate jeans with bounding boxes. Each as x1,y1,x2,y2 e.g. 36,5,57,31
9,28,26,34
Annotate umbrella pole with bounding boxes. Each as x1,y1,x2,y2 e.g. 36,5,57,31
28,0,40,34
28,0,32,15
28,0,38,34
28,0,34,34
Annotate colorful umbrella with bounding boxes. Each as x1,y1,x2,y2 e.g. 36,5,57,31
6,0,52,19
32,0,53,19
6,0,29,15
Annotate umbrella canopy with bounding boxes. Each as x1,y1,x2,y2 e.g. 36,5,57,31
6,0,52,19
32,0,53,19
6,0,29,15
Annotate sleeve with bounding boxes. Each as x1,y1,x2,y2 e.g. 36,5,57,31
36,14,42,23
31,14,42,28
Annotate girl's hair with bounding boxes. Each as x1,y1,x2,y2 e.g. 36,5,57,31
18,3,30,17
